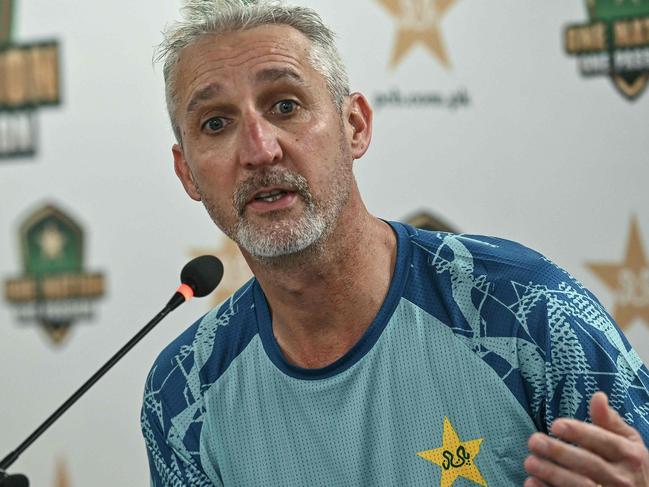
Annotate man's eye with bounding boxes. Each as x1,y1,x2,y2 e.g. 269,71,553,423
202,117,227,133
274,100,298,115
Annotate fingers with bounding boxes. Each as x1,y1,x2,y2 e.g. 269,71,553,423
527,433,619,485
523,476,550,487
525,392,649,487
550,417,635,462
524,450,600,487
589,392,637,439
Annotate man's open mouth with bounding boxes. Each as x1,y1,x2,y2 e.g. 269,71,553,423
253,189,290,203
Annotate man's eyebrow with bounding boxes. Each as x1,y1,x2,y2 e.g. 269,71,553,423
254,67,306,85
185,69,305,113
186,83,222,113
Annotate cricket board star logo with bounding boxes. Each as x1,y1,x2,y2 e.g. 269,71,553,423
417,417,487,487
586,216,649,330
3,204,105,344
377,0,460,69
564,0,649,100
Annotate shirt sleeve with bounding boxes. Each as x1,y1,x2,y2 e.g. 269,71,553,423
528,258,649,443
141,375,221,487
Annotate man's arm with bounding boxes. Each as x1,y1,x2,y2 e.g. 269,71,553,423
525,392,649,486
141,401,220,487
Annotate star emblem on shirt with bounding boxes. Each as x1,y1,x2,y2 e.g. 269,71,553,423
586,216,649,330
377,0,460,68
417,417,487,487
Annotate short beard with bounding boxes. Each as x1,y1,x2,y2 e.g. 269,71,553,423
201,165,351,262
234,168,327,259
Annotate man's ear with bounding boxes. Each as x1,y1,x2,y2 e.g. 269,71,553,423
172,144,202,201
345,92,373,160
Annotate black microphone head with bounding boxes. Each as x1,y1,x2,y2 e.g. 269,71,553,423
180,255,224,298
1,474,29,487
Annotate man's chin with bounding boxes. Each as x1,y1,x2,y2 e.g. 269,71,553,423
236,220,325,261
238,218,295,237
241,205,300,224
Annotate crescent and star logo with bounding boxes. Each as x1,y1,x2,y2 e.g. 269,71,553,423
587,216,649,330
376,0,460,69
417,417,487,487
373,0,470,111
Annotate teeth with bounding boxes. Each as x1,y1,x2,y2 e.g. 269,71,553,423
255,190,285,202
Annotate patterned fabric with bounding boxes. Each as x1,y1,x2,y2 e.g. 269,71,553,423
141,222,649,486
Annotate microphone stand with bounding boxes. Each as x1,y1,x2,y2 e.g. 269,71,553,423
0,292,187,486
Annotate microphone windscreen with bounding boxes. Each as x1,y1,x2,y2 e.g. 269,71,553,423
1,474,29,487
180,255,224,297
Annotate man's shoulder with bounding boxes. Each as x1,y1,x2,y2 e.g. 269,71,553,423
398,224,595,334
403,225,562,284
143,279,259,404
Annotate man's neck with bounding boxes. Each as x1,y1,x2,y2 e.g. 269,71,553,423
244,210,397,369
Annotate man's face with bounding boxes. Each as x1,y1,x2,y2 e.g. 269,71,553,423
172,25,364,260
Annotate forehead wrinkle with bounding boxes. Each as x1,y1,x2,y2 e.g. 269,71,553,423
196,36,307,69
178,30,314,116
215,51,306,72
254,67,306,86
183,57,308,113
186,83,221,113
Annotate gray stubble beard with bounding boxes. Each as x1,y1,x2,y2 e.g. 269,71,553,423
235,177,326,259
202,164,352,263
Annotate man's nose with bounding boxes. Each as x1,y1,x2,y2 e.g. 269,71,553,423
237,115,283,169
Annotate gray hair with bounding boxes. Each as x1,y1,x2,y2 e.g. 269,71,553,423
156,0,350,143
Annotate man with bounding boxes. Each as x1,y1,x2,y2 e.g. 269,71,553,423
141,1,649,485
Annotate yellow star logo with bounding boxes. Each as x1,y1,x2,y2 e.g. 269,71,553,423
377,0,460,69
417,417,487,487
586,216,649,330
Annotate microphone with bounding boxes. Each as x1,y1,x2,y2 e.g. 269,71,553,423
0,256,223,485
0,475,27,487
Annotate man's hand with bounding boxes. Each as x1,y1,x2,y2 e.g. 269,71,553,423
523,392,649,486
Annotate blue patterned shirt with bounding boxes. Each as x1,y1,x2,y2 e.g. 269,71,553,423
141,222,649,486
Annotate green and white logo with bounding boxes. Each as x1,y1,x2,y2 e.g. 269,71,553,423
4,204,105,345
564,0,649,100
0,0,61,158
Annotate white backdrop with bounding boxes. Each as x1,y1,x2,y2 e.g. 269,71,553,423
1,1,648,485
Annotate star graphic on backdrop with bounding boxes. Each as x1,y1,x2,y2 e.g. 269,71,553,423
587,216,649,330
39,223,66,260
417,417,486,487
377,0,459,68
192,237,252,307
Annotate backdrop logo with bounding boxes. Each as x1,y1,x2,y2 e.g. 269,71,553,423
0,0,61,159
405,210,458,233
586,216,649,330
374,0,470,111
3,204,105,344
564,0,649,100
377,0,460,69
